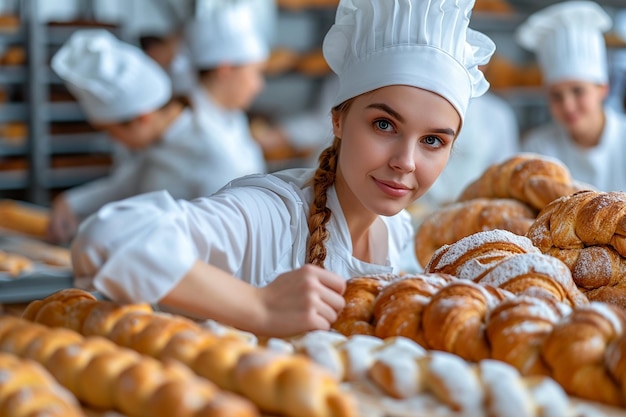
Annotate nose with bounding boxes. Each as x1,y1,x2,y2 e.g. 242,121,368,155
389,140,416,173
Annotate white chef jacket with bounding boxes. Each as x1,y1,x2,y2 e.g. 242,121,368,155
521,107,626,192
421,92,520,208
190,89,267,177
71,168,414,304
65,108,252,218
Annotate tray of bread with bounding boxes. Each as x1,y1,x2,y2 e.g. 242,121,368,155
1,288,623,417
0,220,73,302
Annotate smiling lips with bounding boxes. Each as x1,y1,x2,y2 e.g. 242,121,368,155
374,178,412,198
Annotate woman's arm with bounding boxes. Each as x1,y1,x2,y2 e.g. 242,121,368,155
161,261,346,337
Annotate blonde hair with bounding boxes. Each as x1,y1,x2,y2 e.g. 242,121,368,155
305,100,353,267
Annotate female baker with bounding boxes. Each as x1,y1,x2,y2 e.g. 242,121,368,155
71,0,496,337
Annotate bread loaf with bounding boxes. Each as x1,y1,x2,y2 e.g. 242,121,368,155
458,153,587,210
292,330,580,417
526,190,626,310
22,289,357,417
0,315,258,417
0,199,49,238
0,351,86,417
414,198,536,267
426,229,589,307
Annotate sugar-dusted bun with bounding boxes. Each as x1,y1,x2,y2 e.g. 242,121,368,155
426,229,540,281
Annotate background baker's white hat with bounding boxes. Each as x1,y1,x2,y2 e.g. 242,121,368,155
515,1,612,85
186,0,269,68
322,0,495,121
51,29,172,124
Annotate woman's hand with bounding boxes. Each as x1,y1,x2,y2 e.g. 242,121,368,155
162,262,346,338
255,264,346,337
47,195,79,245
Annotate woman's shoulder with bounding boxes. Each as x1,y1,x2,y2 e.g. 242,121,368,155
222,168,316,202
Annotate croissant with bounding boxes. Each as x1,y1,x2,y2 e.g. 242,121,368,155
485,295,570,376
414,198,536,267
0,351,85,417
371,273,456,346
22,289,357,417
458,153,586,210
540,302,626,406
330,276,388,336
0,316,258,417
425,229,588,307
420,280,510,362
526,190,626,310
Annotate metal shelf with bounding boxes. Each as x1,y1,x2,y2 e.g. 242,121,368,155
46,102,87,122
0,66,26,83
45,165,111,189
0,170,28,190
49,132,113,154
0,141,27,156
0,102,27,122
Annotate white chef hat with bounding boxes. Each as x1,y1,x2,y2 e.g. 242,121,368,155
185,0,269,69
515,1,612,85
51,29,172,124
322,0,495,121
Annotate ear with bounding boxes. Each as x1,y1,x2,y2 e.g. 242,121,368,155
331,110,343,139
599,83,610,100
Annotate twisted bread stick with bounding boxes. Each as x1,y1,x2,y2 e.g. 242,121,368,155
414,198,536,267
0,315,258,417
22,289,357,417
0,351,85,417
458,153,585,210
292,331,579,417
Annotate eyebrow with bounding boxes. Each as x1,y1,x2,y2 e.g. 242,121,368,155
366,102,456,137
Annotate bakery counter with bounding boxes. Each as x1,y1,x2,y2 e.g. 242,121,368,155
1,288,625,417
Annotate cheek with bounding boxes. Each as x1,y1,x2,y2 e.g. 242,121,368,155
414,150,451,191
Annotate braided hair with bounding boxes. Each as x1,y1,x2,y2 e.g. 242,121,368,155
305,100,353,266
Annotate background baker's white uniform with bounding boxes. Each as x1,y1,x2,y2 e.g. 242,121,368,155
65,108,246,218
521,107,626,192
191,89,267,179
72,168,414,304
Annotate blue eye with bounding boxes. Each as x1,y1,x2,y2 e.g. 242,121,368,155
423,135,443,148
375,120,393,131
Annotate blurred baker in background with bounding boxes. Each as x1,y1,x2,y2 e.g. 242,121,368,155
46,30,232,244
130,0,195,97
184,0,269,181
517,0,626,192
